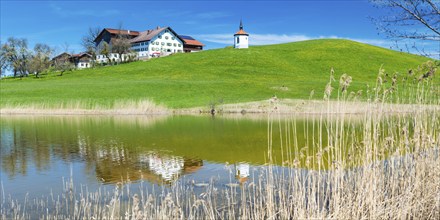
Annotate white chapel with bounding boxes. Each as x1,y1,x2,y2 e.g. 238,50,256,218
234,20,249,49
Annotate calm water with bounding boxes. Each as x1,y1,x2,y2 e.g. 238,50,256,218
0,115,330,202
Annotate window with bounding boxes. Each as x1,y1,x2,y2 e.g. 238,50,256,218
178,44,181,47
171,37,175,40
161,42,165,46
237,37,239,44
167,43,172,46
156,42,159,45
173,43,176,47
165,36,169,40
158,35,162,39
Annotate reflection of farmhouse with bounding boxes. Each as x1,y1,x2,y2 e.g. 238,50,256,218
235,163,250,184
51,52,93,69
93,147,203,185
94,26,204,62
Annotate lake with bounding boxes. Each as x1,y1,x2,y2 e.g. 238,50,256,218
1,113,437,219
0,115,320,200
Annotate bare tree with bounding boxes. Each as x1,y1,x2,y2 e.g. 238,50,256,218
0,48,6,77
28,43,53,78
81,26,101,66
370,0,439,57
112,23,132,63
100,41,111,65
54,60,74,76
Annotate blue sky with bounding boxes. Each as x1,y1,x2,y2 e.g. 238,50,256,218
0,0,438,56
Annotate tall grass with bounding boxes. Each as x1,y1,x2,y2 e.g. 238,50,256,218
0,99,169,115
1,67,439,219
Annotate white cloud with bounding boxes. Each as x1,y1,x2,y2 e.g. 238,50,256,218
196,34,305,45
195,33,393,47
195,34,312,45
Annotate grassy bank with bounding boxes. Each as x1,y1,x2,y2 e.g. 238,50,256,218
1,39,436,109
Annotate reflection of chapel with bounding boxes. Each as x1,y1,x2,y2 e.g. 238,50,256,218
234,20,249,49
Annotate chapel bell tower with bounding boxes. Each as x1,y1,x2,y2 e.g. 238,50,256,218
234,19,249,49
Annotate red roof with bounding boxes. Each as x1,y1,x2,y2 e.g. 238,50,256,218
234,29,249,35
94,28,140,43
182,39,205,47
105,28,140,36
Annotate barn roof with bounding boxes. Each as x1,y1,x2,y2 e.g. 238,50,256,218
179,35,205,46
94,28,140,43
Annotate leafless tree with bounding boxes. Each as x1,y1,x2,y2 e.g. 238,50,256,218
99,41,111,65
0,49,6,77
28,43,53,78
370,0,439,57
81,26,101,65
112,23,132,63
54,59,74,76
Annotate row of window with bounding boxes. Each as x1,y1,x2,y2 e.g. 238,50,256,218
134,48,148,52
133,42,149,47
149,41,181,47
96,54,123,59
134,45,183,52
158,35,175,40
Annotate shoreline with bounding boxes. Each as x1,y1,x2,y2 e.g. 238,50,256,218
1,99,439,116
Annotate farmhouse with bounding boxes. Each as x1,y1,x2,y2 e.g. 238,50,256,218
130,26,185,58
52,52,92,69
71,53,93,69
94,26,204,62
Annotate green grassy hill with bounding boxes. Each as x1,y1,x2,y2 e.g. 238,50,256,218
0,39,435,109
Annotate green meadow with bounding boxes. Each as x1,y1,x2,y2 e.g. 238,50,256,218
0,39,435,109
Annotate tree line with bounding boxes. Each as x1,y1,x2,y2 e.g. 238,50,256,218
0,25,133,78
0,38,62,78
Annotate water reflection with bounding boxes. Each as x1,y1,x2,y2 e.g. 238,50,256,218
94,151,203,185
235,163,250,184
0,114,336,188
1,115,270,185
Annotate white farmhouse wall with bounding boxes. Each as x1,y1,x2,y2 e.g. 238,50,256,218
76,62,90,69
132,29,184,58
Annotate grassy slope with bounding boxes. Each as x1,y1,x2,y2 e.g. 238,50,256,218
0,39,433,109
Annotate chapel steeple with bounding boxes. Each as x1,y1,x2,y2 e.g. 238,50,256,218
234,19,249,49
